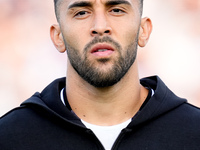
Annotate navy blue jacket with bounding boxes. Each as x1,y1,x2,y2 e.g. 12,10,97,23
0,76,200,150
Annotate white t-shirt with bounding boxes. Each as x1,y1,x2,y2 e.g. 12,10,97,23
81,119,131,150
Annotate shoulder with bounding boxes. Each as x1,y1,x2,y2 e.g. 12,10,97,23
178,102,200,119
0,106,37,130
0,106,37,146
160,102,200,131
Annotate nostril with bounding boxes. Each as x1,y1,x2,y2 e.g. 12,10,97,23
91,29,111,36
92,31,98,34
105,30,110,34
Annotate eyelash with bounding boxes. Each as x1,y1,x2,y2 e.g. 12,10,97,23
110,8,126,14
75,11,88,16
74,10,91,18
74,7,126,18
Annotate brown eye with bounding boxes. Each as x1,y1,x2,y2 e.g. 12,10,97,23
112,8,125,13
109,8,126,16
76,11,87,16
74,10,90,19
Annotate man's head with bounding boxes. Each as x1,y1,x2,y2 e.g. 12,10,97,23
54,0,144,21
50,0,152,87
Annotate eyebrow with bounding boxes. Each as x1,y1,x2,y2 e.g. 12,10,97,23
68,1,92,9
105,0,131,6
68,0,131,9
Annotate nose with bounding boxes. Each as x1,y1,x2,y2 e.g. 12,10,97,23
90,12,112,37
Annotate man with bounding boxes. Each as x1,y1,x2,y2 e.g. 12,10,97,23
0,0,200,149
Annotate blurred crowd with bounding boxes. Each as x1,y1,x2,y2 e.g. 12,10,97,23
0,0,200,115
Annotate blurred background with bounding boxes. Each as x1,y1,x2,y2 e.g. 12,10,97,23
0,0,200,116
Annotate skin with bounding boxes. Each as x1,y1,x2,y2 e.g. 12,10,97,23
50,0,152,126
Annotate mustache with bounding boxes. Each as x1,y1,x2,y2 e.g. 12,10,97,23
84,36,121,52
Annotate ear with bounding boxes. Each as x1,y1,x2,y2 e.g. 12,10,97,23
138,17,153,47
50,24,66,53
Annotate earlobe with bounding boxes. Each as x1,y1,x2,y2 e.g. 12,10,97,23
50,24,66,53
138,17,153,47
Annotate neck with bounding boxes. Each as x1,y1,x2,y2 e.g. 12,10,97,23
66,61,148,126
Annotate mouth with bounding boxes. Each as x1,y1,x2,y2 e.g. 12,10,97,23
90,44,115,57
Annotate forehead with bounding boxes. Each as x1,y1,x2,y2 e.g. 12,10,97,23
59,0,138,8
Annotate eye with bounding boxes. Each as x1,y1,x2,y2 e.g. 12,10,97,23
112,9,124,13
74,10,91,19
109,8,126,16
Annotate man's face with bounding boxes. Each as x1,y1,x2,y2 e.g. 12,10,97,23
58,0,142,87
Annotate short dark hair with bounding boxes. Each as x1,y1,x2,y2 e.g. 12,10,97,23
53,0,144,21
54,0,61,21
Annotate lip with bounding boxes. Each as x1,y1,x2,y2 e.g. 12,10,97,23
90,43,114,53
90,43,115,58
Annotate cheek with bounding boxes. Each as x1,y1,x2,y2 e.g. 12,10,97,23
112,16,140,45
62,23,90,51
125,18,140,37
118,25,139,49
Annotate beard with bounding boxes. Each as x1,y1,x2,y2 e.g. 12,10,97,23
64,35,139,88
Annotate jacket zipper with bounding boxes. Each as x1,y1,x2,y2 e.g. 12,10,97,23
85,129,106,150
111,128,133,150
